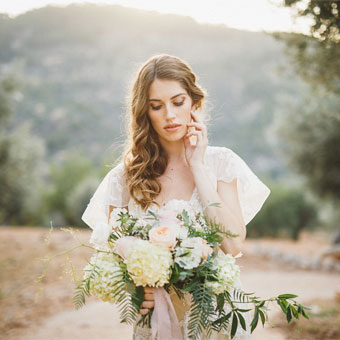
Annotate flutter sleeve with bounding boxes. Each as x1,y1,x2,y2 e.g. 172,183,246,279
215,147,271,226
81,162,129,231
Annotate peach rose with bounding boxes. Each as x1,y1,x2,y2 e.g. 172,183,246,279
149,226,177,249
159,210,183,237
198,237,213,260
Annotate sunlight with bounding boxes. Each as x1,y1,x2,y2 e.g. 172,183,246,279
0,0,312,33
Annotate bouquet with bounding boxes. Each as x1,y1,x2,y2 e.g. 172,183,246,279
73,204,310,340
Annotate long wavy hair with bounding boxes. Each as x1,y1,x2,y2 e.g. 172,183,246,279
123,54,208,211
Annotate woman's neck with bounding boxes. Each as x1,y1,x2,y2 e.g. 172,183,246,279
160,139,187,163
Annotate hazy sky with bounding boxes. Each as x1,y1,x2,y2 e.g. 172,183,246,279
0,0,312,33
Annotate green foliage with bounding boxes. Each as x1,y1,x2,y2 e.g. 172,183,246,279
272,1,340,224
282,0,340,43
247,183,318,240
273,32,340,96
73,263,99,309
274,91,340,204
44,152,94,226
187,283,215,339
0,75,18,125
0,74,46,225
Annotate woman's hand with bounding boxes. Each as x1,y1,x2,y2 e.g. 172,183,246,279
139,286,155,315
184,110,208,168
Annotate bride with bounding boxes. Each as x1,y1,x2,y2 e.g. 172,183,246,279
82,54,271,339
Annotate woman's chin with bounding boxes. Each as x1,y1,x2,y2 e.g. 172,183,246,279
160,133,185,144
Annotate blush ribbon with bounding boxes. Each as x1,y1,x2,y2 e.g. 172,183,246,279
114,236,183,339
151,287,183,340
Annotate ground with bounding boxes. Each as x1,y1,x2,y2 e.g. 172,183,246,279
0,227,339,340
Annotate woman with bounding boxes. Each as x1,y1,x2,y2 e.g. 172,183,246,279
82,54,271,339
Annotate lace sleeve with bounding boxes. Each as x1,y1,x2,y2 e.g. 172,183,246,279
81,162,129,231
214,147,271,225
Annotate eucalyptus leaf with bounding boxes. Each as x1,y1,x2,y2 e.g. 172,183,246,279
286,306,292,323
237,312,247,331
250,308,259,333
278,294,298,299
231,313,238,339
259,309,266,326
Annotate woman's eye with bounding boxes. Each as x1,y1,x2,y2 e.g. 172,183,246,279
150,100,184,110
151,105,162,110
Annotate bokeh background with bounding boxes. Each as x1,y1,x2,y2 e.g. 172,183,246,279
0,1,339,339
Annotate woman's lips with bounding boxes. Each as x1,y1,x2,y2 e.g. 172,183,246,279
164,125,181,132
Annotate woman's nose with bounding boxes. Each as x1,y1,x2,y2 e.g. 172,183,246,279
164,104,176,120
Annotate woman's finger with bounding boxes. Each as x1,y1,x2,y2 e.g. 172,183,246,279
139,308,149,315
186,130,202,138
190,110,198,120
142,300,155,309
144,293,154,301
144,286,154,293
190,110,202,123
187,122,203,130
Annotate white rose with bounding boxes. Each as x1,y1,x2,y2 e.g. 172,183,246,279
90,222,110,248
177,227,189,240
175,237,203,269
109,207,128,230
192,223,203,232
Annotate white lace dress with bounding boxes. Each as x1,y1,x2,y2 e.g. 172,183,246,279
81,146,271,340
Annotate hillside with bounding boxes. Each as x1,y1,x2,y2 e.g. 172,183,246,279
0,4,306,176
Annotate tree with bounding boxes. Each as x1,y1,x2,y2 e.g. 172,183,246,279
283,0,340,42
274,1,340,95
271,1,340,209
273,89,340,202
248,183,317,240
0,74,46,225
44,151,94,227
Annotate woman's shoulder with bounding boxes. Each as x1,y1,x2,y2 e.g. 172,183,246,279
205,145,252,179
97,161,126,192
107,161,125,177
205,145,234,162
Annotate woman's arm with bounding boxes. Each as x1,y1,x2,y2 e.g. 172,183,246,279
191,164,246,256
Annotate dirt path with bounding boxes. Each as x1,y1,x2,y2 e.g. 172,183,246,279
13,268,339,340
2,228,337,340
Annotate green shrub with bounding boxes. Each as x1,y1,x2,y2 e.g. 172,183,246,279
65,175,101,227
44,151,94,227
247,184,318,240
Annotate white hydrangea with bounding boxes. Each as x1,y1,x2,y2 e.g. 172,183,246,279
205,253,240,295
125,239,173,287
109,207,128,230
175,237,203,269
83,252,123,304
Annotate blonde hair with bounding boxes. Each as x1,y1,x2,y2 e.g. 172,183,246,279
122,54,208,210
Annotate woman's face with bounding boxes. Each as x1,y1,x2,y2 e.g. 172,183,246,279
147,78,195,144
